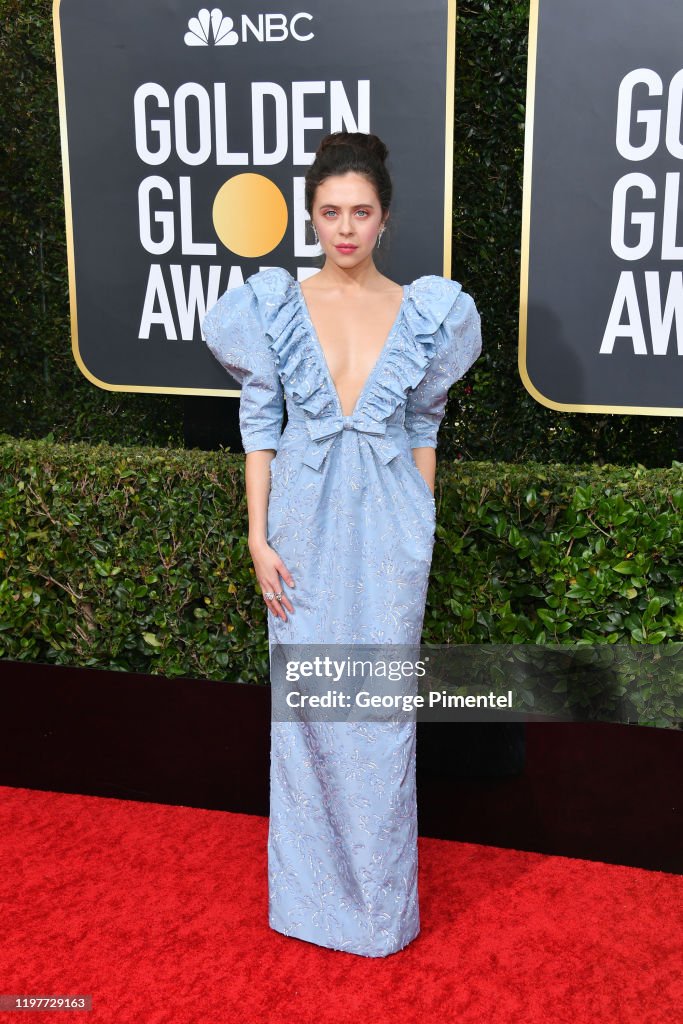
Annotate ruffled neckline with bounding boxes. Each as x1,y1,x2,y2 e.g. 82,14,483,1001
247,266,462,424
294,278,408,421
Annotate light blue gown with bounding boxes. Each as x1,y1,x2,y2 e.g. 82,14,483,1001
202,267,482,957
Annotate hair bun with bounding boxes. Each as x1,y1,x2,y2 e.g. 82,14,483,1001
316,131,389,164
305,130,393,216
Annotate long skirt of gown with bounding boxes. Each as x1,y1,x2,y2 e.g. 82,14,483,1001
266,406,437,958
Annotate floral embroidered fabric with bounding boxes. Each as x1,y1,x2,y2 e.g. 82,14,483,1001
202,267,482,957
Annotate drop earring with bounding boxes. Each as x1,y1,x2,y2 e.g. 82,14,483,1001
376,226,385,249
311,223,319,246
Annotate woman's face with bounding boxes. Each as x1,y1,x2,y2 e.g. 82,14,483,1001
311,171,387,267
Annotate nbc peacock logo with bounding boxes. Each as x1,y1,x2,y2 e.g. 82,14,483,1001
184,9,239,46
183,7,314,46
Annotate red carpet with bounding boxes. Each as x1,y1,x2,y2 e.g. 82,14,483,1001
1,785,680,1023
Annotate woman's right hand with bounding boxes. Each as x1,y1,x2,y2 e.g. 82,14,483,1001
249,538,295,621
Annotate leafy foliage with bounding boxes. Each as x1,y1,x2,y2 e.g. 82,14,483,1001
1,437,681,726
427,460,683,646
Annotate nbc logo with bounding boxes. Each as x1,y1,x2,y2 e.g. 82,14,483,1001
184,9,238,46
184,8,314,46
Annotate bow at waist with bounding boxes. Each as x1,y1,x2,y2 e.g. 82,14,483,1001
286,413,405,471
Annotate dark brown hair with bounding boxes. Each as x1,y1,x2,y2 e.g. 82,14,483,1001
304,131,393,217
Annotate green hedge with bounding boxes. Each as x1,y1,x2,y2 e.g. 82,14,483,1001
1,0,679,463
1,438,681,726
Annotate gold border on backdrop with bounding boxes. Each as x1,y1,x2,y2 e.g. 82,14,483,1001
443,0,456,279
518,0,682,417
53,0,457,397
52,0,240,398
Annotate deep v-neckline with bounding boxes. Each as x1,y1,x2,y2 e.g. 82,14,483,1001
295,280,407,419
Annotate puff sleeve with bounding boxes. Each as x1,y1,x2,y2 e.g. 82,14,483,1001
201,282,284,454
404,286,482,449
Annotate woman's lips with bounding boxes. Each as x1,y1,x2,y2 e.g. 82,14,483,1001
335,245,357,252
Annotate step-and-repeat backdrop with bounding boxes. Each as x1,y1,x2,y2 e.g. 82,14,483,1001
53,0,455,396
520,0,682,416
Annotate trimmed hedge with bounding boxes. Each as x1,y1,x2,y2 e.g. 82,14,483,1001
1,438,681,726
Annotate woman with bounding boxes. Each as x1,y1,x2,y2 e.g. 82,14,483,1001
202,131,482,957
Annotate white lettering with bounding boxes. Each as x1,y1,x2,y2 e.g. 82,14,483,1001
174,83,212,166
140,265,233,341
241,14,264,41
292,81,325,164
290,13,314,42
600,272,647,354
170,264,222,340
213,83,249,166
616,69,663,161
179,177,215,255
665,69,683,159
646,271,683,354
610,173,656,260
134,84,171,165
139,264,177,339
662,172,683,259
265,13,288,41
252,83,288,165
136,81,367,166
330,80,370,133
138,176,174,255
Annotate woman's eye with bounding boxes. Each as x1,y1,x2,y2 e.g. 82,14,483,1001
320,210,370,218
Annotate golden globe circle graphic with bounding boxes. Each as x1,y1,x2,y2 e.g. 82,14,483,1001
212,174,288,257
